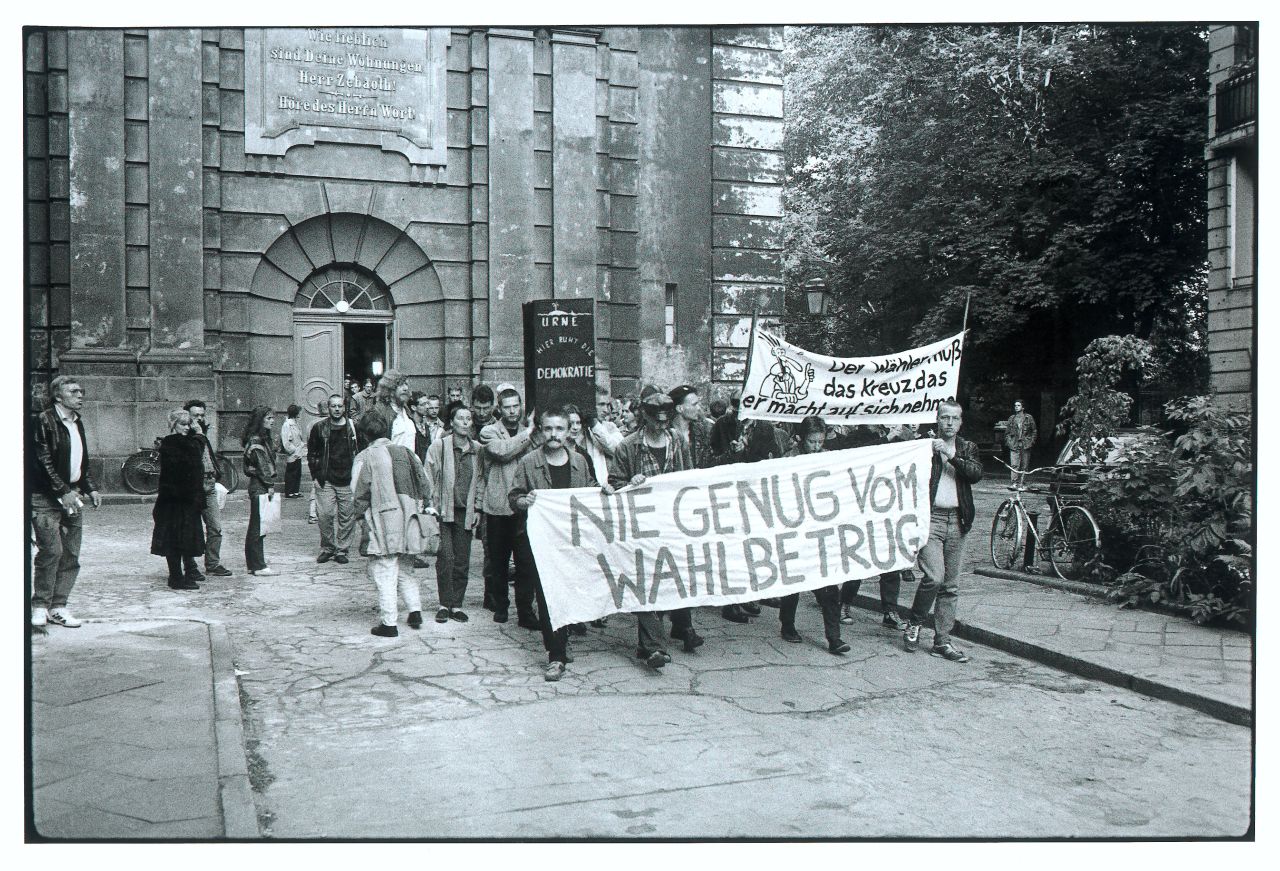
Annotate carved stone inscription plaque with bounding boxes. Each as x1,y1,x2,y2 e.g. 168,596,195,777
244,27,449,166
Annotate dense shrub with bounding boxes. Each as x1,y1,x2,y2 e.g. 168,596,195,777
1084,397,1253,628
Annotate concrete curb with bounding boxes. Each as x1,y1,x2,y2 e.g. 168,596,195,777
972,565,1109,600
848,594,1253,728
206,622,261,839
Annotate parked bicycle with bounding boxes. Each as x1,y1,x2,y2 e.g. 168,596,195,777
122,438,240,495
989,461,1101,582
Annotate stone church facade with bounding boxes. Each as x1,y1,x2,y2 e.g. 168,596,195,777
25,26,785,485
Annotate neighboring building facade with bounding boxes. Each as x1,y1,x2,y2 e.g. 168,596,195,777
25,26,785,486
1205,24,1257,411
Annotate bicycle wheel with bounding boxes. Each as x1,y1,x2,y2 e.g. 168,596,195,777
990,500,1024,570
121,450,161,495
1044,506,1101,581
218,456,240,494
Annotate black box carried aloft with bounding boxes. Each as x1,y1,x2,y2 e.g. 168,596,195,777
522,300,597,421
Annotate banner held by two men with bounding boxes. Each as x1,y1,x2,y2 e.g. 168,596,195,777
739,327,965,426
526,440,933,630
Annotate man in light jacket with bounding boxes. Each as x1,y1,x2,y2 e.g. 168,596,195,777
1002,399,1038,482
425,403,481,625
476,387,540,627
351,413,433,638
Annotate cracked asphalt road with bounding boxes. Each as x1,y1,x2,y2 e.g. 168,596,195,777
64,499,1252,838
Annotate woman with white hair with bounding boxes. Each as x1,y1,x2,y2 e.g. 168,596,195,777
150,408,207,590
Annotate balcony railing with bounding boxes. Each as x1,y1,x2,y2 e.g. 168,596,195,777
1216,70,1257,135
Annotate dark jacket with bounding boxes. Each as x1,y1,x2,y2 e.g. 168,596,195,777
32,407,98,498
307,417,359,487
930,435,984,534
509,448,598,513
243,436,276,497
676,417,717,469
151,433,206,557
193,429,222,483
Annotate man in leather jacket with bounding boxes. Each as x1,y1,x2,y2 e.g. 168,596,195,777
31,376,102,627
903,400,983,663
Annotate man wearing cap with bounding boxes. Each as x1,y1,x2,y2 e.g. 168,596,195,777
608,393,699,668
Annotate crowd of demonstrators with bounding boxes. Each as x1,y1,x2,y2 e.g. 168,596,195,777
29,367,981,672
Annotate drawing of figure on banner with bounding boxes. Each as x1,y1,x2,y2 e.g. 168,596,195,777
760,335,814,404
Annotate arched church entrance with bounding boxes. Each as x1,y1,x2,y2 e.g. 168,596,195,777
293,264,394,432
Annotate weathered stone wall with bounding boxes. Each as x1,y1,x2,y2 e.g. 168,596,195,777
25,25,785,486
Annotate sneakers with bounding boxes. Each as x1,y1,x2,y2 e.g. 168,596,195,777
780,626,803,643
48,608,82,628
930,643,970,663
435,607,451,624
903,623,920,652
30,607,48,627
251,567,277,576
544,661,566,682
370,624,399,638
840,604,856,625
881,611,908,632
407,611,423,629
207,565,233,577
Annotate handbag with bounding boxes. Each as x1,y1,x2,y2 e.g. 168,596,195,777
258,492,282,535
404,503,440,555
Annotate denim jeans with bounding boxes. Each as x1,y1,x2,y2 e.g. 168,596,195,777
31,492,83,609
315,482,355,555
909,507,966,646
1009,449,1031,481
201,477,224,570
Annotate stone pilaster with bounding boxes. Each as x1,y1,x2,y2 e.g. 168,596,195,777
482,28,536,390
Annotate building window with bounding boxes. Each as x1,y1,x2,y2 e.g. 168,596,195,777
1230,153,1257,288
295,265,392,313
664,283,677,345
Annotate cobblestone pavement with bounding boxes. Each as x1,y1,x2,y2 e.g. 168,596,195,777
33,494,1253,839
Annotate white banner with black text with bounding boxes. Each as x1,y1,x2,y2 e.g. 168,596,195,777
739,327,964,426
526,440,933,629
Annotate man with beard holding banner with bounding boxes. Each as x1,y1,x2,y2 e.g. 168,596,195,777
509,406,612,682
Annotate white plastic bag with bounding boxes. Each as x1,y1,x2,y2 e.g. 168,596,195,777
214,482,228,511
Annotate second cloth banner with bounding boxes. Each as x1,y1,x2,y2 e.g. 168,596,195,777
527,439,933,629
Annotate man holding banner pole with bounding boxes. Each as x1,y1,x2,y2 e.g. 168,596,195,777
607,393,699,664
903,400,983,662
510,406,612,682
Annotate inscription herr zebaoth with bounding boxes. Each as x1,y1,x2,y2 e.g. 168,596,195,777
244,27,449,166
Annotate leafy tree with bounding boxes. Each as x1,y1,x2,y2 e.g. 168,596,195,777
785,25,1210,420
